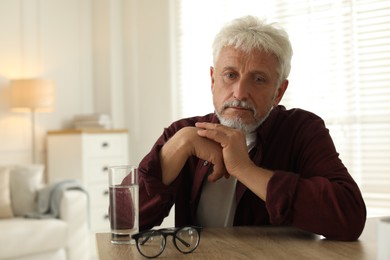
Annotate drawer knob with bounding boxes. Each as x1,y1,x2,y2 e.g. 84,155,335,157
103,190,109,196
102,142,109,148
102,166,108,172
104,214,109,220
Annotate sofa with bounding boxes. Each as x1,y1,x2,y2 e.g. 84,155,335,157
0,164,90,260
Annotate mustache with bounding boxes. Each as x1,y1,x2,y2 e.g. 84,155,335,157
221,100,256,115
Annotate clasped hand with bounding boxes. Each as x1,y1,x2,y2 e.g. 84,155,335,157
160,122,255,185
193,122,253,182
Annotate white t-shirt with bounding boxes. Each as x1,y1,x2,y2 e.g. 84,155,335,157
196,132,257,227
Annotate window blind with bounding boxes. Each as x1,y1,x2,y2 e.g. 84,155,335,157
174,0,390,217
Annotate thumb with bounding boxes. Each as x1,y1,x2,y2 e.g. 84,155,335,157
207,163,228,182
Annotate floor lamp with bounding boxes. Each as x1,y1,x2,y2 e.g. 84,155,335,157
10,79,55,163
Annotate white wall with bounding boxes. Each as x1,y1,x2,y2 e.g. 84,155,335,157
0,0,174,167
122,0,175,164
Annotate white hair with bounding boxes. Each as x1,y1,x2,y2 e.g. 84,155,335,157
212,16,293,83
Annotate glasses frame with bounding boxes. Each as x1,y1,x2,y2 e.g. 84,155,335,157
131,226,202,258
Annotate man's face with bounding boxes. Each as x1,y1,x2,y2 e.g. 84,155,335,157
211,46,288,133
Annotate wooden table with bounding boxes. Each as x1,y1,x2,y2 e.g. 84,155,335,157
96,217,379,259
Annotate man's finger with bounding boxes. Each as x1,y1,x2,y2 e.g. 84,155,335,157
207,163,228,182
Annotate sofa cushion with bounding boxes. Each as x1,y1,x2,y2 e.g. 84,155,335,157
10,164,44,216
0,167,14,218
0,217,67,259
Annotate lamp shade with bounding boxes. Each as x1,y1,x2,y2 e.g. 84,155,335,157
11,79,55,111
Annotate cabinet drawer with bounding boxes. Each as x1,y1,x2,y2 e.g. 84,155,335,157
88,183,110,208
86,157,126,183
90,207,110,231
85,134,126,157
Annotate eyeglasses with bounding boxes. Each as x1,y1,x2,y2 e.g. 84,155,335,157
131,226,202,258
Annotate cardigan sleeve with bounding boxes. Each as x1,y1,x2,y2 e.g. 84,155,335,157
137,130,177,230
137,114,217,230
265,115,366,241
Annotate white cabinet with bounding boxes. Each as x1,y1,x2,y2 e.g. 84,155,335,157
46,129,129,259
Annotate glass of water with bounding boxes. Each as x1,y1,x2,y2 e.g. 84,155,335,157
108,165,139,244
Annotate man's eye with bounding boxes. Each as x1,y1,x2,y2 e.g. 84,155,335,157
225,73,237,79
255,76,266,83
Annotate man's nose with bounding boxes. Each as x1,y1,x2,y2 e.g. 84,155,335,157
233,79,249,100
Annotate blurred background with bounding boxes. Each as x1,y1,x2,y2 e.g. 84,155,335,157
0,0,389,225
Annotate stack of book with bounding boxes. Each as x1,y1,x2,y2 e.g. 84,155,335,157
73,113,111,129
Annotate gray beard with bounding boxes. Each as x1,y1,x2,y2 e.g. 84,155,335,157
216,106,273,134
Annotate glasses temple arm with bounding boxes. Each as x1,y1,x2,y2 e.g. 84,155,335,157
175,236,192,248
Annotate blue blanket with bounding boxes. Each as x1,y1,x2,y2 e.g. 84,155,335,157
25,179,88,219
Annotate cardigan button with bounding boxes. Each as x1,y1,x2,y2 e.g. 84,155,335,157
203,161,209,166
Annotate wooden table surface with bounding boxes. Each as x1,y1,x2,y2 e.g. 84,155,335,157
96,217,379,259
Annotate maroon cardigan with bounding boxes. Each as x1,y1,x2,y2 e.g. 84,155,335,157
137,105,366,241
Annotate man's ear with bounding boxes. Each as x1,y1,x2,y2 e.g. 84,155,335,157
210,66,215,93
273,79,289,106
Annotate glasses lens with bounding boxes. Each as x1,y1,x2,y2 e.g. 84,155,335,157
174,227,200,253
136,231,165,258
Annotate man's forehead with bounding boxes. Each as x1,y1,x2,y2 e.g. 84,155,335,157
216,46,278,72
